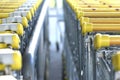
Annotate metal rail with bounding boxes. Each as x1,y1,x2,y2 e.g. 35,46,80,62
22,0,49,80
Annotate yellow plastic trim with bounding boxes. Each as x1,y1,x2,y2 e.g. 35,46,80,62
0,6,20,9
12,34,20,49
82,12,120,18
36,2,39,9
0,31,12,34
82,22,93,35
0,19,2,24
0,4,20,6
80,17,89,25
0,43,7,48
74,5,120,8
0,4,22,7
0,64,5,71
112,51,120,71
26,11,32,21
22,17,28,28
33,5,37,12
0,9,15,13
92,24,120,31
0,3,23,4
0,0,25,1
89,18,120,24
12,50,22,70
0,13,9,19
77,11,84,19
74,7,82,14
79,8,120,12
17,23,24,36
94,33,110,50
0,50,22,70
30,7,34,16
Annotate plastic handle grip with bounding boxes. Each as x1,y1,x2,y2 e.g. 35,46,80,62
89,18,120,24
94,33,120,49
0,13,9,18
93,24,120,31
78,12,120,18
79,8,120,12
112,52,120,71
0,9,15,13
82,23,120,35
0,50,22,70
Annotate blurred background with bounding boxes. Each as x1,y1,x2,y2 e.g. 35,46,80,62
48,0,64,80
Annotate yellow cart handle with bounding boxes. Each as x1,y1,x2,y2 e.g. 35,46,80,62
0,6,20,9
82,23,120,34
88,18,120,24
0,13,9,18
80,17,120,24
112,51,120,71
0,9,15,13
94,33,120,49
77,11,120,18
77,8,120,12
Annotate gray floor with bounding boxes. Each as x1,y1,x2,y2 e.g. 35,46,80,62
48,8,64,80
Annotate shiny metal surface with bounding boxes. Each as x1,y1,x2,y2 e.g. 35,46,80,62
22,0,49,80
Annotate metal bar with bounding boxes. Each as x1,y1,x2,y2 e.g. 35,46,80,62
94,33,120,49
78,8,120,12
82,23,120,35
22,0,49,80
77,12,120,18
